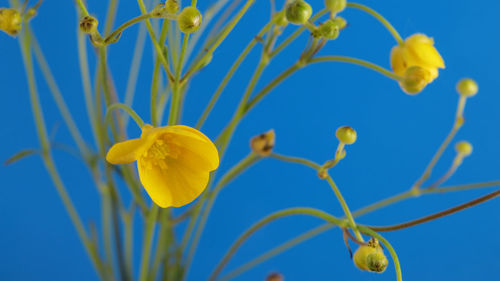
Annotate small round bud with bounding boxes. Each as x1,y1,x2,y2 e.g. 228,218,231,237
266,272,284,281
79,15,99,34
0,8,22,36
275,11,288,27
285,0,313,25
336,126,357,145
325,0,347,14
456,78,478,97
455,141,473,156
317,169,328,179
317,19,341,39
199,52,213,69
165,0,179,14
366,251,389,273
178,6,202,33
399,66,431,95
250,130,275,157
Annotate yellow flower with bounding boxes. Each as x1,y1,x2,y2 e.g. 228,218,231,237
390,33,445,83
106,124,219,208
0,8,22,36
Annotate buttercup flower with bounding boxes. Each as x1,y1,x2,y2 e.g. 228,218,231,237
0,8,21,36
390,33,445,83
106,124,219,208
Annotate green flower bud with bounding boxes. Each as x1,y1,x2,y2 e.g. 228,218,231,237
285,0,313,25
455,141,473,156
318,19,340,39
366,251,389,273
336,126,357,145
456,78,478,97
399,66,430,95
178,6,202,33
79,15,99,34
165,0,179,14
275,10,288,27
325,0,347,14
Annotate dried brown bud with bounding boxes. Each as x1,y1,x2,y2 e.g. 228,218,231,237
250,129,275,157
266,272,284,281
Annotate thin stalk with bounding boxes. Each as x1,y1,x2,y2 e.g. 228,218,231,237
347,2,403,45
151,20,170,126
182,153,261,280
138,205,160,281
75,0,90,16
105,103,145,129
105,13,154,44
169,33,190,125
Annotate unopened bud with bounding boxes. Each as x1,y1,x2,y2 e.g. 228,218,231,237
317,18,344,39
0,8,22,36
336,126,357,145
456,78,478,97
250,130,275,157
79,15,98,34
178,6,202,33
275,11,288,27
285,0,312,25
455,141,473,156
325,0,347,14
400,66,430,95
165,0,179,14
353,238,388,273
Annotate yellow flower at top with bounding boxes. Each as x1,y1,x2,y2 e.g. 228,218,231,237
106,124,219,208
390,33,445,83
0,8,21,36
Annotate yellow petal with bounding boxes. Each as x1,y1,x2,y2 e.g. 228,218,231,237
390,45,406,77
106,138,147,164
137,157,210,208
406,34,445,69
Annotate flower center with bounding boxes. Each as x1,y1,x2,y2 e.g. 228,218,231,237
141,137,180,170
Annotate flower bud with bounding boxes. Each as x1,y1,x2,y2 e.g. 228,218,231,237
79,15,99,34
0,8,21,36
285,0,312,25
353,238,388,273
266,272,284,281
456,78,478,97
250,130,275,157
336,126,357,145
325,0,347,14
165,0,179,14
275,11,288,27
455,141,473,156
399,66,430,95
317,168,328,179
178,6,202,33
317,18,345,39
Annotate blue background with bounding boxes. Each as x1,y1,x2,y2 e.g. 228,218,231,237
1,0,499,280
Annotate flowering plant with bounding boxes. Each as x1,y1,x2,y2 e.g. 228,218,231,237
2,0,499,280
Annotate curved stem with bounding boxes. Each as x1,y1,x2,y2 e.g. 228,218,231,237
358,226,402,281
309,56,402,81
105,103,145,129
207,208,345,281
195,20,274,129
270,153,321,170
104,13,153,44
347,2,403,45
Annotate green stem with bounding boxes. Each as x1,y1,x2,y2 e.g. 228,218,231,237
309,56,402,80
19,26,106,279
105,13,154,44
182,153,261,280
325,176,363,241
101,186,116,279
151,20,170,126
105,103,145,128
195,21,274,129
75,0,90,16
208,208,346,281
138,205,160,281
181,0,256,81
358,226,402,281
169,33,190,125
347,2,404,45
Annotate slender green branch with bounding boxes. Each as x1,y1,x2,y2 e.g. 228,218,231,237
207,208,345,281
105,103,145,128
270,153,321,170
168,33,190,125
31,32,91,159
181,0,257,81
105,13,154,44
75,0,90,16
309,56,402,81
138,205,160,281
151,20,170,126
347,2,403,45
182,153,261,280
195,21,274,129
358,226,402,281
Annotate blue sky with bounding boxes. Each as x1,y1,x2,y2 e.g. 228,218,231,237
1,0,500,280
